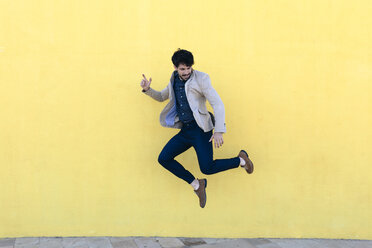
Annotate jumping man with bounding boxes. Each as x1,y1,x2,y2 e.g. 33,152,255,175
140,49,254,208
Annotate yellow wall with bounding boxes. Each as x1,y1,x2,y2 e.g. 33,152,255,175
1,0,371,239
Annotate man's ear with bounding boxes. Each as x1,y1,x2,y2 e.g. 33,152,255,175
173,65,177,70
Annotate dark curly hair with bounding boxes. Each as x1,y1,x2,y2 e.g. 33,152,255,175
171,49,194,67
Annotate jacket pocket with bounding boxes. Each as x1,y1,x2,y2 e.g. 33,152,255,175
198,109,215,127
198,108,208,115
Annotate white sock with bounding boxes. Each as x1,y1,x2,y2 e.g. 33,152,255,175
191,179,200,190
239,157,246,166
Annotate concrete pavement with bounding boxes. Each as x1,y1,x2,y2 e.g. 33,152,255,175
0,237,371,248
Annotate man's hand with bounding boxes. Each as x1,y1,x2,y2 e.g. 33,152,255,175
140,74,152,91
209,132,224,148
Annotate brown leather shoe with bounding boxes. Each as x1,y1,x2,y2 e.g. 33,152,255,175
239,150,254,174
194,178,207,208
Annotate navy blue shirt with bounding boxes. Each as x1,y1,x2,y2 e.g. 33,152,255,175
173,71,195,123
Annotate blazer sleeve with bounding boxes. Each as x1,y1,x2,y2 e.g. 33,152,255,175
200,74,226,133
142,84,169,102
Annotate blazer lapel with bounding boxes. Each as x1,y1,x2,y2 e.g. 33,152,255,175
169,71,176,101
185,70,196,94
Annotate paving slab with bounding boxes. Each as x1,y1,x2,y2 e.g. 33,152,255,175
196,239,255,248
156,237,184,248
179,238,206,246
255,243,282,248
15,238,39,248
109,237,135,243
203,238,234,244
62,237,89,248
0,238,15,247
110,237,138,248
134,237,161,248
245,238,272,246
268,238,372,248
14,244,39,248
325,239,372,248
111,239,138,248
305,239,342,248
39,237,63,248
269,238,325,248
85,237,112,248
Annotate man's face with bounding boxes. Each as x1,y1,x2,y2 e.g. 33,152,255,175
174,64,193,81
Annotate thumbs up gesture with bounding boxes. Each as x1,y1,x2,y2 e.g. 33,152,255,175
140,74,152,91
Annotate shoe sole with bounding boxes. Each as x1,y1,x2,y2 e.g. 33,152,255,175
202,179,207,208
241,150,254,174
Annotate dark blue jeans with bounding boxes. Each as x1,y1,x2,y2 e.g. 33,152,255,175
158,120,240,184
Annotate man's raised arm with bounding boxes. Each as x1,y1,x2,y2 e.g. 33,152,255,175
140,74,169,102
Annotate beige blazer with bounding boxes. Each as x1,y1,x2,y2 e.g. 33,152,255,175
143,70,226,133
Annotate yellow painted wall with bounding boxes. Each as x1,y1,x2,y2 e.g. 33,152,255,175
1,0,371,239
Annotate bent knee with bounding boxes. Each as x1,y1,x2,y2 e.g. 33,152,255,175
157,155,165,165
158,153,171,165
200,165,214,175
